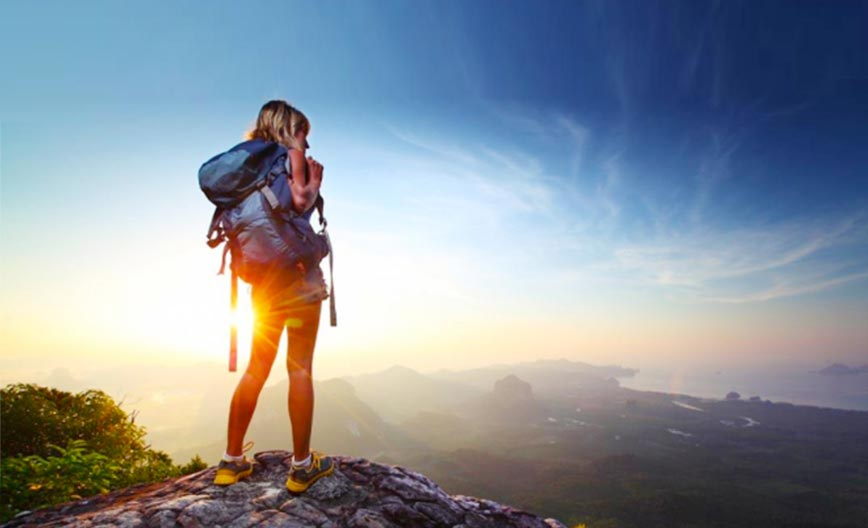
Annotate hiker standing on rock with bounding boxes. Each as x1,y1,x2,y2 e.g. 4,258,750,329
211,100,336,493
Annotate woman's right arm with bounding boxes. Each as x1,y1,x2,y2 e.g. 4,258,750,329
287,149,321,215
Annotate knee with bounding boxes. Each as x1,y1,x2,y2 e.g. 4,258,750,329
245,361,272,385
287,360,312,378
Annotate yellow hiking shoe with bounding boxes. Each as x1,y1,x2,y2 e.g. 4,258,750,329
213,441,255,486
285,450,336,493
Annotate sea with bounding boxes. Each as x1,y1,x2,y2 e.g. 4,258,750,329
619,362,868,412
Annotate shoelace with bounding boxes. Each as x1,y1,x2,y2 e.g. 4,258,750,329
226,441,255,464
293,451,323,472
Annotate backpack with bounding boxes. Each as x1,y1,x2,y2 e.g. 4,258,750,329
199,139,337,369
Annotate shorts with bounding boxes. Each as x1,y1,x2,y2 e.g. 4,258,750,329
251,265,329,314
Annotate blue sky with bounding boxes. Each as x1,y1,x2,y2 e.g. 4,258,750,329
1,0,867,382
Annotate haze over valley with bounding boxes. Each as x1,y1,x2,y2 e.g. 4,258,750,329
7,357,866,527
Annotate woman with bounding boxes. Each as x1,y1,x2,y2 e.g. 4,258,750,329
213,100,335,494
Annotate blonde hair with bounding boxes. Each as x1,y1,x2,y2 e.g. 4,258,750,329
245,99,310,150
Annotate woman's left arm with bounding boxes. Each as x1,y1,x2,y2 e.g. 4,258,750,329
287,149,321,215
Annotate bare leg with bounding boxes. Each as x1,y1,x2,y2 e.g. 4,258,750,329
225,299,284,456
286,301,322,460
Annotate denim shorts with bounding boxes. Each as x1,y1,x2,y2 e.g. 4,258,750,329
251,265,328,314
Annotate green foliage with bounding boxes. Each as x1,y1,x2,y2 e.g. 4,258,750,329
177,454,209,475
0,440,121,519
0,383,208,522
1,383,145,461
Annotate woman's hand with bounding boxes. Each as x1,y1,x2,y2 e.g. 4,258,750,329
287,149,322,215
306,156,324,191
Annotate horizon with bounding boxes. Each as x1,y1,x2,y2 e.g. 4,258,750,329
4,354,867,476
3,355,865,414
2,1,867,411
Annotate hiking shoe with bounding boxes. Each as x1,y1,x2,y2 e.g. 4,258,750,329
285,450,336,493
214,441,255,486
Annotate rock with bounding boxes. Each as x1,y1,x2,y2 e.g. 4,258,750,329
2,450,567,528
413,500,463,525
346,508,396,528
278,498,330,525
493,374,534,400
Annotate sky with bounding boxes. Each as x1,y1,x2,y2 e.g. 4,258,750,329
1,0,867,389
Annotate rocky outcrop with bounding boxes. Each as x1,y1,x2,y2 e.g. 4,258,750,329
4,451,567,528
492,375,533,401
475,375,542,424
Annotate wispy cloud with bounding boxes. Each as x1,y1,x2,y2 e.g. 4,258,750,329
611,213,868,303
703,270,868,304
382,104,868,306
383,123,558,222
689,130,741,226
555,113,589,184
478,104,626,229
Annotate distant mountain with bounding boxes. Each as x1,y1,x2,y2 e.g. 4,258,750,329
339,364,484,423
819,363,868,376
164,359,630,463
494,373,534,400
519,358,638,378
171,377,423,464
250,378,409,455
454,374,546,425
426,357,624,398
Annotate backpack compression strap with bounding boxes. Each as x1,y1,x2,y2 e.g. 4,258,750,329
314,195,337,327
205,207,239,371
229,261,238,372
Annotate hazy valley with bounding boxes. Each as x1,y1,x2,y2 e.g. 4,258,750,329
48,358,865,528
